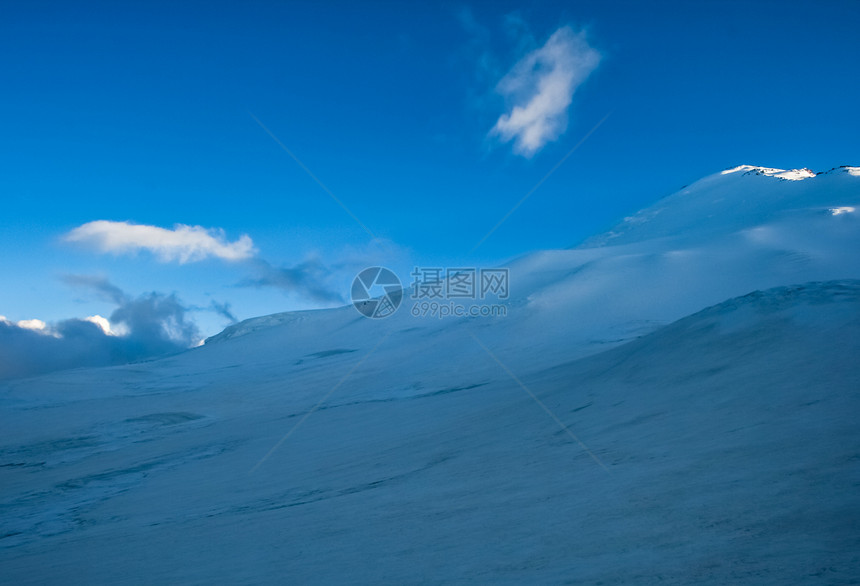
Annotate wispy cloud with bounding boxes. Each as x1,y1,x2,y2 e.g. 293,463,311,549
64,224,409,312
62,274,126,304
235,239,409,305
209,300,238,324
239,258,344,304
64,220,256,263
490,26,600,157
457,6,497,83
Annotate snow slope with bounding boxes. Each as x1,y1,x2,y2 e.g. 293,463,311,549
1,165,859,583
1,281,858,584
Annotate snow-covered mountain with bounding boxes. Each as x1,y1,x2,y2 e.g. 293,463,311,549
1,165,859,583
579,165,858,248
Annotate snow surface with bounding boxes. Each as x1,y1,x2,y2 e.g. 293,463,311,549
721,165,817,181
2,166,859,583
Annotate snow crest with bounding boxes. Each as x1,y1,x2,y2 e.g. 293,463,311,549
721,165,816,180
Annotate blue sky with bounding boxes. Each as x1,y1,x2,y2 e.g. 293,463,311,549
2,0,859,353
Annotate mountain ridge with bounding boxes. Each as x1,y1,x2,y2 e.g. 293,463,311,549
201,164,860,350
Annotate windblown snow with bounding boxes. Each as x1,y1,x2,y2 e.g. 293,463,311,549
1,165,859,584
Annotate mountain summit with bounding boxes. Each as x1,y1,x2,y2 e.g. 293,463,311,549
580,163,858,248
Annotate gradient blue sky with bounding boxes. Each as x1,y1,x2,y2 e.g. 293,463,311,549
2,0,859,339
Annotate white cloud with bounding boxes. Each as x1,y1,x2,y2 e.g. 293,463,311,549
84,315,118,336
490,26,600,157
2,316,53,334
64,220,256,263
16,318,50,332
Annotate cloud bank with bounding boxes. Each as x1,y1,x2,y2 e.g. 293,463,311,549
490,26,600,157
65,220,256,263
0,277,200,381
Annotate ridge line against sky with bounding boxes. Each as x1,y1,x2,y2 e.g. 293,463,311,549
1,0,858,371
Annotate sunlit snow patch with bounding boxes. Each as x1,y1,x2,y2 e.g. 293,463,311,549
721,165,816,180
